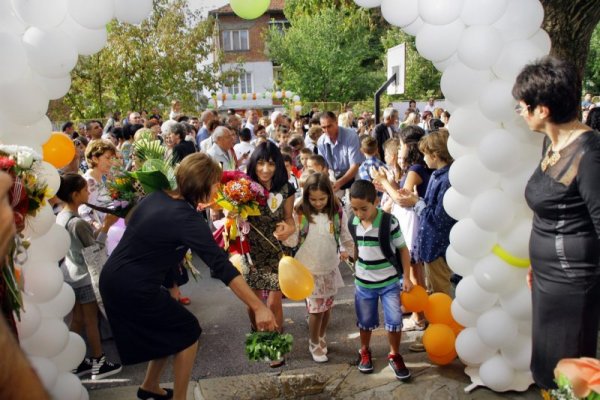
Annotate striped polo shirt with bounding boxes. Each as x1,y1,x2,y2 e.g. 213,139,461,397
351,209,406,289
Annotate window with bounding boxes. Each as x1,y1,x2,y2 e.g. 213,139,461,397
222,30,249,51
268,20,288,34
224,72,253,95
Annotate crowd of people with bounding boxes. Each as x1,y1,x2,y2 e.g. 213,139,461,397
0,57,597,400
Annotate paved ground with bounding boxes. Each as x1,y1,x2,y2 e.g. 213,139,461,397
85,259,543,399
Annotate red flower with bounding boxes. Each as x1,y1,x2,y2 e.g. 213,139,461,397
221,170,249,184
0,156,16,171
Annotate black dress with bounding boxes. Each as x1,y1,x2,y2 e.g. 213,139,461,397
99,191,239,365
524,131,600,389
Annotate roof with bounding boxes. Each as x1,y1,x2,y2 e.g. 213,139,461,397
209,0,284,15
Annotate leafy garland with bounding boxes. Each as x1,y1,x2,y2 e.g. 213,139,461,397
245,331,293,362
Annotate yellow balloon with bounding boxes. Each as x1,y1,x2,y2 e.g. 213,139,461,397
229,254,244,274
278,256,314,301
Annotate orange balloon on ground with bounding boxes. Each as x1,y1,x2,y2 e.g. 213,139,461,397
428,349,457,365
422,323,456,357
278,256,314,301
43,132,75,169
424,292,453,325
400,284,428,313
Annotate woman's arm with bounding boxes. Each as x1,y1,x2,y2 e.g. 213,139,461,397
228,276,277,331
578,147,600,237
402,170,423,192
273,194,296,241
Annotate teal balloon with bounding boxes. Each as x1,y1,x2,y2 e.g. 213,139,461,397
230,0,270,20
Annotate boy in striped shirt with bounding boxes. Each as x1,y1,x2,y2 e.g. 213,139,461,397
348,180,413,381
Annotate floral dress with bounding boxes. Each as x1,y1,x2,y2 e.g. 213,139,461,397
243,182,295,291
78,170,111,230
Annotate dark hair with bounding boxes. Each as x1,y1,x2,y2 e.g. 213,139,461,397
428,118,445,130
320,111,336,122
111,126,123,140
399,125,426,144
247,141,288,191
176,153,221,206
123,123,143,141
86,119,103,130
299,173,337,224
349,180,376,203
308,154,327,169
512,56,579,124
176,115,190,123
239,127,252,141
56,173,87,203
170,122,187,140
282,153,293,164
585,107,600,131
61,121,74,131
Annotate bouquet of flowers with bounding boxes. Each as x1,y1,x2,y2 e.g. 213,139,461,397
214,171,268,251
0,145,50,319
546,358,600,400
86,168,141,218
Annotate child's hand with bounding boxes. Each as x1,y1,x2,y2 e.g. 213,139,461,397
397,188,418,207
273,221,295,241
339,251,349,262
402,278,414,293
369,166,389,183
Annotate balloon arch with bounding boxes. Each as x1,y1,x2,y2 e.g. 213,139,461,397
0,0,548,397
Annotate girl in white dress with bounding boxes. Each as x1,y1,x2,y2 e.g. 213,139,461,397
294,173,354,363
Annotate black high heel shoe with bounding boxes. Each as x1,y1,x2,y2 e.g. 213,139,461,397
137,387,174,399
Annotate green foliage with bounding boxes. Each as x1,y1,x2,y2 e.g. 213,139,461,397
380,27,442,101
265,7,385,103
284,0,355,19
584,23,600,93
245,331,294,362
64,0,229,119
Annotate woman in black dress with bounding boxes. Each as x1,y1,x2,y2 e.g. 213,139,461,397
99,153,277,400
513,57,600,390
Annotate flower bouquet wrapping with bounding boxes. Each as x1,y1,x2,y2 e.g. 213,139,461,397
546,358,600,400
214,171,268,254
85,168,141,218
0,145,50,319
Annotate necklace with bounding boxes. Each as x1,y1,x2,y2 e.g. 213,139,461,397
540,128,577,172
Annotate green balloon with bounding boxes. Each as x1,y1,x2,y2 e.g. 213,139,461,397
230,0,270,20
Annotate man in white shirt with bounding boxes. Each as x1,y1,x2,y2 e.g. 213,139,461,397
234,128,255,171
244,109,259,138
207,126,238,171
423,97,436,113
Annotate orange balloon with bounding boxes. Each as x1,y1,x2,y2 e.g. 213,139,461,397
428,348,457,365
400,284,428,313
424,292,453,325
278,256,314,301
42,132,75,168
448,319,464,336
422,323,456,357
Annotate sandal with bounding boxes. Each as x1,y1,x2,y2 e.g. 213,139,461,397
319,335,328,355
137,387,173,399
309,341,328,363
270,357,286,368
178,297,191,306
402,319,427,332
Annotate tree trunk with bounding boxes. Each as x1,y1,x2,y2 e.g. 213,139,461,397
541,0,600,94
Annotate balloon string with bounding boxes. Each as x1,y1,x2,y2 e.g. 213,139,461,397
248,222,284,256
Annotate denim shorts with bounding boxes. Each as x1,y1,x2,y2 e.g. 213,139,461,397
354,281,402,332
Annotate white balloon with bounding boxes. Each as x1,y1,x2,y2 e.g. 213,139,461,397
36,161,60,196
22,204,55,240
28,356,59,390
450,218,497,259
80,385,90,400
455,327,496,365
470,188,516,232
449,155,499,197
37,283,76,318
50,372,84,400
441,62,493,106
433,53,459,73
0,32,28,84
28,224,71,263
478,79,517,123
354,0,381,8
446,245,478,276
473,254,524,293
477,307,519,349
446,107,498,147
499,168,533,203
59,14,108,56
419,0,464,26
68,0,114,30
492,39,546,82
275,91,282,99
479,355,516,391
23,261,64,303
451,299,479,327
501,333,532,371
529,29,551,55
403,17,424,36
26,115,53,145
493,0,544,42
457,26,503,70
12,0,67,29
443,186,472,221
416,20,465,62
15,301,41,339
292,95,300,102
455,275,498,314
499,285,532,321
518,320,532,336
113,0,153,25
477,130,521,174
51,332,86,372
0,1,27,35
0,78,49,125
497,218,532,259
22,27,78,79
446,136,474,159
460,0,507,26
381,0,418,28
284,90,292,99
21,318,69,358
32,73,71,100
